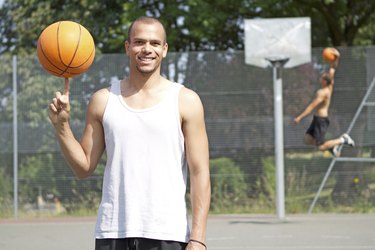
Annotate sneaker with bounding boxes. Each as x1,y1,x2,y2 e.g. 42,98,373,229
342,133,355,147
329,145,340,157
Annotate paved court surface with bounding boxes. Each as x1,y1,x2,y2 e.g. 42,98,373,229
1,214,374,250
207,214,375,249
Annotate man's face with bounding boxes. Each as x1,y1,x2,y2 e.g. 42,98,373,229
320,75,329,86
320,76,326,86
125,21,168,75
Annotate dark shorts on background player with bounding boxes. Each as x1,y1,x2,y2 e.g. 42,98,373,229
306,115,330,145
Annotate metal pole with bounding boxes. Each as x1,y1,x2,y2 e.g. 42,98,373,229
346,77,375,134
12,55,18,219
267,57,289,219
273,66,285,219
308,159,336,214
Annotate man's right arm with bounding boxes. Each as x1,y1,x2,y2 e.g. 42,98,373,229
48,80,107,179
294,91,324,124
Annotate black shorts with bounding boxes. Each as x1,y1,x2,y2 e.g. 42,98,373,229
306,115,330,145
95,238,188,250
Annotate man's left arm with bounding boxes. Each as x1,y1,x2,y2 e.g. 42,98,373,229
329,48,340,84
180,87,211,249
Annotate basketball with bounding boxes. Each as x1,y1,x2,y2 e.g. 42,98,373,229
322,47,337,63
37,21,95,78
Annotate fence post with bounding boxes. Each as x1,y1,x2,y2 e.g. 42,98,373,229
12,55,18,219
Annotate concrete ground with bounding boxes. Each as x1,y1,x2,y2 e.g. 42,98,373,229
0,214,374,250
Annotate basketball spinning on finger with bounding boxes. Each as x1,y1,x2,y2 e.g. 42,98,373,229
37,20,95,78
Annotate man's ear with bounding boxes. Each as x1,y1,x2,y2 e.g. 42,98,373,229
125,40,130,55
162,43,168,58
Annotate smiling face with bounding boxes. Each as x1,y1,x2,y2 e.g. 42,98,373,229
125,19,168,76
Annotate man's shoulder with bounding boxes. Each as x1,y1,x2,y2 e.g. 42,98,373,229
167,79,201,103
87,87,111,120
90,87,111,107
317,87,332,96
93,86,111,98
178,85,200,99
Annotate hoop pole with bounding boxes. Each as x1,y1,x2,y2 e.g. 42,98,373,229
274,66,285,219
267,57,289,219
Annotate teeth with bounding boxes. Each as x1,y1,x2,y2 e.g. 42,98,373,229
139,57,153,61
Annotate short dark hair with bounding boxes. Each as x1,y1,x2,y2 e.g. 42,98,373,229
321,72,333,85
127,16,167,43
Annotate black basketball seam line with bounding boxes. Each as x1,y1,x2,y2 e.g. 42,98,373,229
40,60,81,76
57,22,81,76
73,47,95,68
59,23,94,72
39,34,76,76
66,23,81,67
39,33,64,72
57,21,71,76
63,30,95,69
56,21,65,76
39,37,80,76
40,37,92,71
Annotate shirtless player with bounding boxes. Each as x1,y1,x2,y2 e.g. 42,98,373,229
294,48,354,157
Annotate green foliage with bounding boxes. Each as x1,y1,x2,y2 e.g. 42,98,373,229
257,157,276,199
18,154,56,203
210,157,248,212
0,167,12,217
285,156,332,196
1,0,127,54
0,54,13,120
1,0,374,56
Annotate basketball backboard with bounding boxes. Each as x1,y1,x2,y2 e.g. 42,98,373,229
244,17,311,68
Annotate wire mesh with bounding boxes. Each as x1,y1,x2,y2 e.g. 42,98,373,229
1,46,375,218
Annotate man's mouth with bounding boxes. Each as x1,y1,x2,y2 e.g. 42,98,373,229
138,56,154,62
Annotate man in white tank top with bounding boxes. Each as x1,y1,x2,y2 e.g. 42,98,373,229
48,16,210,250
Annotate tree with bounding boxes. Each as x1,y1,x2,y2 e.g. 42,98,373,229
0,0,127,55
253,0,375,46
1,0,374,55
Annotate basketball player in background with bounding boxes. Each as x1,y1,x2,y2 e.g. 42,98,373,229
293,48,355,157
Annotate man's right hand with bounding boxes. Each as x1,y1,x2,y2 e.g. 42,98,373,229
293,117,301,124
48,78,71,127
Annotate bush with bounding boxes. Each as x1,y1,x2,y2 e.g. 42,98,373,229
0,167,12,217
210,157,248,212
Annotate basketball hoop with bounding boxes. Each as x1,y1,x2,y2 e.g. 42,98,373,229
244,17,311,220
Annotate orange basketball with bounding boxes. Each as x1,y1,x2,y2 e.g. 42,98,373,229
37,21,95,78
322,47,337,63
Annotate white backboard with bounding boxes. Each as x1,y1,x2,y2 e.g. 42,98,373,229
244,17,311,68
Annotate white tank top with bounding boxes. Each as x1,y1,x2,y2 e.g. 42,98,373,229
95,81,189,242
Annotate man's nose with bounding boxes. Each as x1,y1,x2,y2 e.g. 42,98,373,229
141,43,151,52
